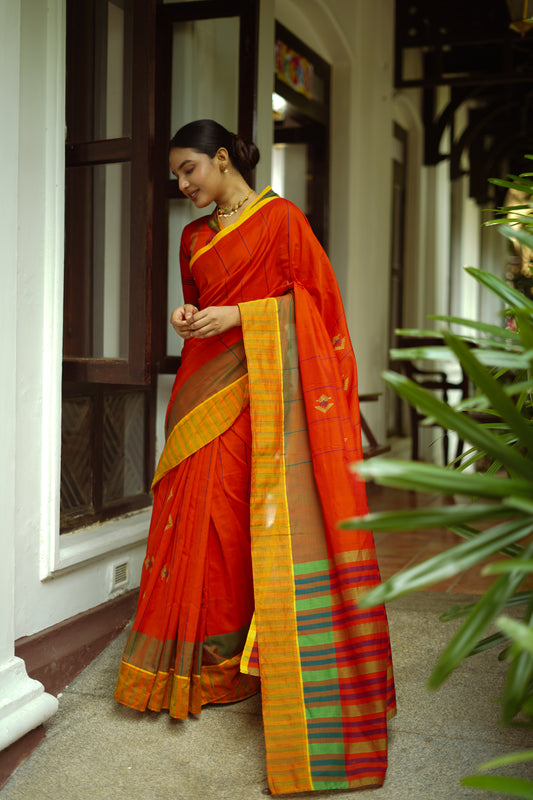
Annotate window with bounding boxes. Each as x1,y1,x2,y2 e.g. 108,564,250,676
61,0,156,532
60,384,155,532
61,0,259,530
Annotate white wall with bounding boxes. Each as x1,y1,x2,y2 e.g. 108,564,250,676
0,0,58,750
450,175,482,325
0,0,21,672
346,0,395,405
12,0,147,640
449,102,482,326
393,86,427,331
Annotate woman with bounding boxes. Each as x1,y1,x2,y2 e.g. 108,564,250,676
115,119,396,795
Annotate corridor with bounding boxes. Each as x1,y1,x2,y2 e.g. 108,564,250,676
2,478,532,799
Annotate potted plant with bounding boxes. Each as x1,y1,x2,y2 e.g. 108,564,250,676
342,158,533,797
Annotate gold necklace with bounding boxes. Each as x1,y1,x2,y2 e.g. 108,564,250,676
217,189,253,218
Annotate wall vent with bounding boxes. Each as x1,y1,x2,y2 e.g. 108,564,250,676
112,560,129,590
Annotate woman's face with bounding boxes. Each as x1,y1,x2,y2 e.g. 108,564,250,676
169,147,223,208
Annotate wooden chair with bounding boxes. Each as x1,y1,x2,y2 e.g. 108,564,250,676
394,336,469,466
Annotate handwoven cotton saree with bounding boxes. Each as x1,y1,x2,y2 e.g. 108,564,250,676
115,188,396,795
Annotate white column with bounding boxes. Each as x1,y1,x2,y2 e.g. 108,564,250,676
0,0,57,751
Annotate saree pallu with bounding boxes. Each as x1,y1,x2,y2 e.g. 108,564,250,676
115,190,396,795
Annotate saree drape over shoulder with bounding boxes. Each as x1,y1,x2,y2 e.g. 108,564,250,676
115,188,396,795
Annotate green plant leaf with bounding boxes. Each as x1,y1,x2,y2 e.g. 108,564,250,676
499,223,533,253
461,775,533,798
390,346,456,361
377,373,533,479
515,310,533,354
485,217,527,227
339,503,509,532
491,206,533,217
395,327,444,338
504,380,533,399
488,176,533,194
357,519,533,608
502,596,533,718
450,523,524,557
504,497,533,514
497,617,533,657
490,169,533,183
477,750,533,770
443,332,533,453
491,211,533,224
502,644,533,724
452,447,494,472
523,696,533,716
465,267,533,312
427,542,533,689
428,314,521,342
469,630,511,655
483,559,533,575
353,456,533,498
440,592,533,621
474,350,533,370
390,346,530,370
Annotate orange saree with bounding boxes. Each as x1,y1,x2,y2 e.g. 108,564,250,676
115,188,396,794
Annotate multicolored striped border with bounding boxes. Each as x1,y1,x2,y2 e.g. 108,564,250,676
240,297,313,794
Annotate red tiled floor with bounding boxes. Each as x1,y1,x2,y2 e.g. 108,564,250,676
366,483,529,595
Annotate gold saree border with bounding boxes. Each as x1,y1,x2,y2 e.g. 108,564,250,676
152,374,249,489
189,187,277,271
240,613,257,675
240,297,313,795
115,653,259,718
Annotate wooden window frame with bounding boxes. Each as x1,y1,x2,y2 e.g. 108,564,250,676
63,0,156,386
61,0,157,534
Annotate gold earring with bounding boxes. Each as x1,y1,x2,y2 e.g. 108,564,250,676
220,163,229,173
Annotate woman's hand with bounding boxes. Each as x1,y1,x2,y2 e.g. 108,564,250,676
187,305,241,338
170,304,198,339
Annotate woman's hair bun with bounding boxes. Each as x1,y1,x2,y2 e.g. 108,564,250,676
231,133,260,173
169,119,260,175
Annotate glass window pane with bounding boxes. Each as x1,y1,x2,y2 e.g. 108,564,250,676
103,0,132,139
170,18,240,135
64,162,131,359
102,391,146,503
66,0,133,143
272,142,310,215
93,162,131,359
